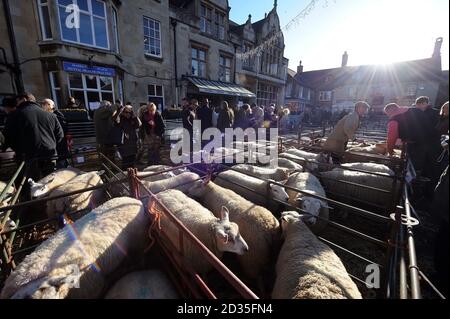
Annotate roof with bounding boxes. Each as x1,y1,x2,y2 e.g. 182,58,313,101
296,58,444,90
287,68,296,78
186,77,256,98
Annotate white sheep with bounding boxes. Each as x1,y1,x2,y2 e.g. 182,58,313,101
1,197,149,299
272,211,362,299
339,162,394,176
28,167,84,199
45,171,105,220
104,270,179,299
140,172,205,199
155,189,249,274
232,164,290,181
142,165,187,181
285,172,329,233
285,148,323,171
195,182,280,281
320,164,396,208
214,170,289,209
270,158,304,173
0,181,16,232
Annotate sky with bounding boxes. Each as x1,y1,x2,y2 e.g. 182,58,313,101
229,0,450,72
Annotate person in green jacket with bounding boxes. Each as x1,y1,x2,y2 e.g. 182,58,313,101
322,101,370,161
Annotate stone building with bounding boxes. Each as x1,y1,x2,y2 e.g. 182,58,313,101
230,1,288,107
294,38,447,114
0,0,288,117
0,0,175,116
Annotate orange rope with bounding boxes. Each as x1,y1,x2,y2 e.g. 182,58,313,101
144,198,162,253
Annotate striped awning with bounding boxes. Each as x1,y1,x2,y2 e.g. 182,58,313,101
186,77,256,98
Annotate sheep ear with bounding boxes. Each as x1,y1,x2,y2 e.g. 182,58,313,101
96,170,106,177
220,207,229,222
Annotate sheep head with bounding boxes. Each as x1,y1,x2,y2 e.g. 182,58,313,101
10,264,82,299
297,197,329,225
269,183,289,202
280,211,302,238
213,207,249,256
28,178,52,199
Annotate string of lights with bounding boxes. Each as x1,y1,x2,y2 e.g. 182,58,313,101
236,0,336,60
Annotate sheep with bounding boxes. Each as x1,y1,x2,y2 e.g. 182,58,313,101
140,172,205,199
142,165,187,181
104,270,179,299
232,164,290,181
195,181,280,281
28,167,84,199
155,189,248,274
1,197,149,299
339,162,394,176
272,211,362,299
270,158,304,173
0,181,16,232
45,171,106,220
347,145,386,155
214,170,289,209
320,164,396,208
285,148,323,171
284,172,329,234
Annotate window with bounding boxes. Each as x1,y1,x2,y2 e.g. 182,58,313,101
143,16,161,57
57,0,109,49
191,47,207,78
200,4,213,35
112,7,119,53
200,3,226,41
49,72,62,108
257,83,278,107
219,55,232,82
319,91,332,102
148,84,164,112
348,87,356,98
406,85,416,97
242,43,254,70
260,48,280,77
37,0,53,40
67,73,115,113
299,87,303,99
215,11,225,40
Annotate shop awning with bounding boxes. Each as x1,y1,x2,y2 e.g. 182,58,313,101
186,77,256,98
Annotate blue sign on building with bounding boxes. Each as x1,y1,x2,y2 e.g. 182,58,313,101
63,61,116,77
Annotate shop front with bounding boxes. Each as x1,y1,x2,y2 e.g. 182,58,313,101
49,61,122,121
184,77,256,109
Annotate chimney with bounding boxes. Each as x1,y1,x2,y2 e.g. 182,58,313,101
297,61,303,74
342,51,348,67
433,37,443,58
264,12,267,18
247,14,252,23
274,0,278,8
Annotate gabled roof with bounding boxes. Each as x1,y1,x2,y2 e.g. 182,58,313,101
296,58,443,90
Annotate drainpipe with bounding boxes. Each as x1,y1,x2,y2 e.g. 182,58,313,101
2,0,24,93
171,18,179,104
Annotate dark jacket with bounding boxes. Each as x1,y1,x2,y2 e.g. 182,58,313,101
2,112,18,152
116,115,141,156
15,101,64,159
94,105,123,145
217,109,234,133
53,109,69,157
140,110,165,137
391,109,424,143
182,108,196,133
437,115,449,135
234,109,250,130
196,105,213,133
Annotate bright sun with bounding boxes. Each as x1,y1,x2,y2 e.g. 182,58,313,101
339,0,434,66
